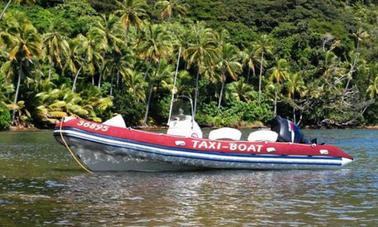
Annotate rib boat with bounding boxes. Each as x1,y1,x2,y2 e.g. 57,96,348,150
53,114,353,172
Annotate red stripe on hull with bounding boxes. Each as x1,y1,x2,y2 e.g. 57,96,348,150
56,118,352,160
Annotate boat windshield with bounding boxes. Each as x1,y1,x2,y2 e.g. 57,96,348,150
170,99,192,121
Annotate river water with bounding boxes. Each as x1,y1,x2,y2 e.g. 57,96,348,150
0,129,377,226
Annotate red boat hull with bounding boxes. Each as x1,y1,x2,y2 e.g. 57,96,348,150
53,118,353,171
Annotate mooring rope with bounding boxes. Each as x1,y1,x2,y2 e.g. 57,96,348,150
59,118,93,174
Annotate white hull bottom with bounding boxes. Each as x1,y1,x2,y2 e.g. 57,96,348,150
62,137,198,172
55,130,350,172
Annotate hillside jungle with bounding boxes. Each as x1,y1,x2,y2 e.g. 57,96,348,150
0,0,377,130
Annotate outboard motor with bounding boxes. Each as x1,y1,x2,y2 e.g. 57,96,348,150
269,116,311,144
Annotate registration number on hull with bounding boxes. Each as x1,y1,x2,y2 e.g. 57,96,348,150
77,120,109,131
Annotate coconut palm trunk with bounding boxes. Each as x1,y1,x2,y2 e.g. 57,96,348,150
98,55,106,89
12,63,23,125
258,52,264,103
218,74,226,109
48,61,53,80
143,62,152,80
193,69,200,119
143,60,162,125
98,71,102,89
72,65,82,92
0,0,12,20
110,70,117,96
274,88,278,116
143,85,154,125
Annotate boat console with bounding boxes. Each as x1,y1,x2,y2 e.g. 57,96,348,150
269,116,310,144
167,114,203,138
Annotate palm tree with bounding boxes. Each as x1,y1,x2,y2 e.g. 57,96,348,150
367,76,378,98
269,58,289,115
64,44,82,92
115,0,147,34
90,14,124,53
36,84,113,124
285,72,305,122
137,24,173,64
0,0,35,21
155,0,188,20
216,43,242,108
137,24,173,124
142,60,174,124
225,77,255,103
0,71,14,106
0,13,42,125
121,68,146,102
42,31,70,80
252,34,274,103
240,47,259,83
88,14,124,88
69,34,103,92
102,48,135,95
183,22,219,117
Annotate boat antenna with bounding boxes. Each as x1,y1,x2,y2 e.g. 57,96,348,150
167,46,182,125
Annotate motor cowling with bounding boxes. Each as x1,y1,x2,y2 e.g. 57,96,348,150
269,116,309,144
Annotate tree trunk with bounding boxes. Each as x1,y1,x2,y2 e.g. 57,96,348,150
217,74,225,109
143,62,151,80
72,66,82,92
247,67,251,83
143,85,153,125
98,54,106,89
48,61,53,80
143,60,162,125
110,70,117,96
274,88,278,116
12,63,22,125
258,52,264,103
98,71,102,89
193,69,200,120
116,70,120,87
0,0,12,21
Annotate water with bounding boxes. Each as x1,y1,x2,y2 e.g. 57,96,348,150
0,129,377,226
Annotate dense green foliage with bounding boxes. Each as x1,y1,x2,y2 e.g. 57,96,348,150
0,0,377,129
0,102,10,129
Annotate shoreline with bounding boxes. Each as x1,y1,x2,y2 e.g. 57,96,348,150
3,124,378,132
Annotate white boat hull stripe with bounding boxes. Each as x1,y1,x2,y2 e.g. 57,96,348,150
55,129,344,166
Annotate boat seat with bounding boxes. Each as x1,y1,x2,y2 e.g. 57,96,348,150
209,127,242,140
247,129,278,142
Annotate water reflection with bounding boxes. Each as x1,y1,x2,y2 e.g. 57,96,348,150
51,168,376,226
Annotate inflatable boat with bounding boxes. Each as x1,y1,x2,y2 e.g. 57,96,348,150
53,114,353,172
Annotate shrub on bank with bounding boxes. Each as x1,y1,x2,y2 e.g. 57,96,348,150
196,101,273,127
0,103,11,130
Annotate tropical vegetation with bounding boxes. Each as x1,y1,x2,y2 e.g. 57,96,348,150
0,0,377,130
